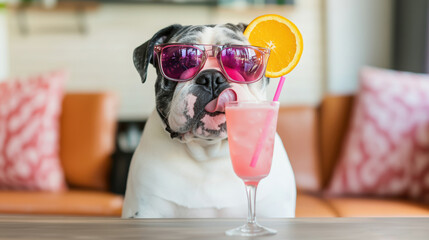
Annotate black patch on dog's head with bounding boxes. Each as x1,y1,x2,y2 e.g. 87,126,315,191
224,23,247,33
169,25,214,43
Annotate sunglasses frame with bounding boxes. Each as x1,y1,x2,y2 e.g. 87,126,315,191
153,43,271,84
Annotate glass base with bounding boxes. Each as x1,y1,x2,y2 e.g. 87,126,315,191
225,222,277,237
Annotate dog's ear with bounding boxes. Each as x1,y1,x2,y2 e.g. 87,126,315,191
133,24,182,83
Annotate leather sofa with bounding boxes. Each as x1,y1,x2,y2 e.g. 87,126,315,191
0,93,123,216
278,95,429,217
1,92,428,217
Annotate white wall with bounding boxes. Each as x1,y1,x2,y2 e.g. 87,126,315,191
325,0,393,94
0,8,7,81
6,0,395,118
7,0,324,119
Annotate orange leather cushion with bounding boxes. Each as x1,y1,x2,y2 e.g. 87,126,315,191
325,197,429,217
319,95,354,188
295,192,338,217
277,106,322,192
0,190,123,216
60,93,118,190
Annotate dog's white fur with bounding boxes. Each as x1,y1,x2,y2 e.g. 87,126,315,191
122,111,296,218
122,25,296,218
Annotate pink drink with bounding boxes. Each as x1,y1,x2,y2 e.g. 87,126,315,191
225,101,279,185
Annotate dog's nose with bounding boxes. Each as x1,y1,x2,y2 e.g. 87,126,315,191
195,70,228,95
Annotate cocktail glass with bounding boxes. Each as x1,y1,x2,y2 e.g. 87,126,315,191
224,101,279,237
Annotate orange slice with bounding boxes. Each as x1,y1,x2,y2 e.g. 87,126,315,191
244,14,303,78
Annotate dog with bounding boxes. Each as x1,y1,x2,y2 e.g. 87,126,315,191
122,23,296,218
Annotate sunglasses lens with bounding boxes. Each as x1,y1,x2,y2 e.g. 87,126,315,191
220,47,266,83
161,46,203,80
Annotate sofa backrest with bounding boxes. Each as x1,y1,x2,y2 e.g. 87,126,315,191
60,93,118,190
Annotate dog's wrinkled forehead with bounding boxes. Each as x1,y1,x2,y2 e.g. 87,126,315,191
169,24,249,45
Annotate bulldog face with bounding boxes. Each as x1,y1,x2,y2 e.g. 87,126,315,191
133,24,268,142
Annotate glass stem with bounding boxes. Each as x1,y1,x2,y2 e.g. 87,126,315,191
245,183,258,225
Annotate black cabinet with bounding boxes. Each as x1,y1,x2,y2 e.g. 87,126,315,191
110,120,146,195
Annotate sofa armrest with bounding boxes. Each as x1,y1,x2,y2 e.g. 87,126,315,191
319,94,355,188
277,105,322,192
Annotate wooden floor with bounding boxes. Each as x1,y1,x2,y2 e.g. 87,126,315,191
0,215,428,240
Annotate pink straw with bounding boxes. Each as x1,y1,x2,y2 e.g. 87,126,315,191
250,76,285,168
272,76,286,102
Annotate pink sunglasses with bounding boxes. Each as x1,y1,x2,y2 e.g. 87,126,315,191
153,44,270,84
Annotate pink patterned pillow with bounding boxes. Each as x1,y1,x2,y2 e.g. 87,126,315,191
0,71,68,191
328,67,429,202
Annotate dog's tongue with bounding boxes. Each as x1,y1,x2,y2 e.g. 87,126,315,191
205,89,238,113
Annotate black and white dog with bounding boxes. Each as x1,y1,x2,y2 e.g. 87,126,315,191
122,24,296,218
